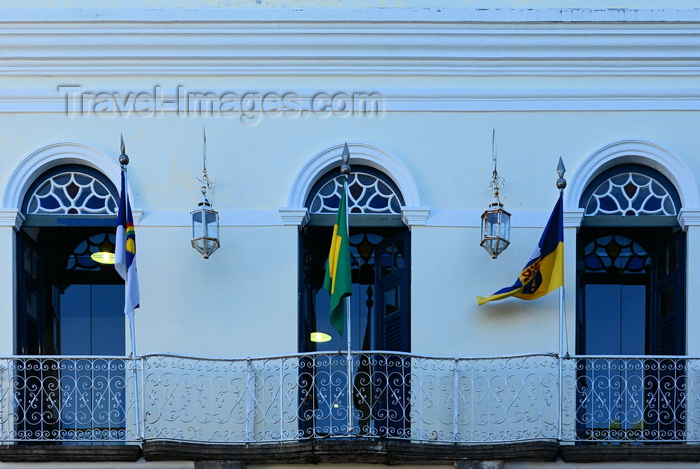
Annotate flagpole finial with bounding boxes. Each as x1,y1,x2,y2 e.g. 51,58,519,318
556,157,567,191
340,142,352,176
119,133,130,166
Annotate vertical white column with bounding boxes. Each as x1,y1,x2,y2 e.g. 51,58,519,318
683,224,700,441
560,214,581,443
0,213,21,356
0,212,22,440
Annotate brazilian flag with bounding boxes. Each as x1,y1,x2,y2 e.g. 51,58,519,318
477,193,564,305
324,182,352,335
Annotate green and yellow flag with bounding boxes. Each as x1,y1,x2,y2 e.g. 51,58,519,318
324,182,352,335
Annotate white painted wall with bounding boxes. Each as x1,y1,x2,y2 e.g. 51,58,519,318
137,225,299,357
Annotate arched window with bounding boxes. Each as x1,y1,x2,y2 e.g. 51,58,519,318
17,164,123,356
301,166,408,351
577,164,684,356
299,165,410,438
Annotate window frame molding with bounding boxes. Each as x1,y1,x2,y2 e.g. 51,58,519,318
280,142,428,228
566,140,700,230
1,142,140,230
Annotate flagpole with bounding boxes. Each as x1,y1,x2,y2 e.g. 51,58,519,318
556,157,567,442
345,176,351,356
340,144,353,433
128,309,141,438
118,136,142,440
346,289,353,433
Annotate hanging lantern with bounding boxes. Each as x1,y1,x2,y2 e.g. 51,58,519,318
480,201,510,259
480,130,510,259
191,194,220,259
91,234,116,264
191,128,220,259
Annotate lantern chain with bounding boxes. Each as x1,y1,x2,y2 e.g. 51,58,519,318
197,127,215,204
489,129,505,203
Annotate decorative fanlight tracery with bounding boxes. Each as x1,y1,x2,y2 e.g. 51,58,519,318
26,170,117,215
309,172,402,215
584,172,676,217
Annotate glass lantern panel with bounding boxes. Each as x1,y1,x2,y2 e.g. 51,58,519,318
193,237,220,257
481,213,490,238
483,210,510,238
192,210,203,238
485,239,500,255
205,211,219,238
204,238,219,253
501,212,511,238
488,212,501,237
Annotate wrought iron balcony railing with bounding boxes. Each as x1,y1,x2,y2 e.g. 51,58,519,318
0,357,134,442
0,353,698,444
562,356,695,443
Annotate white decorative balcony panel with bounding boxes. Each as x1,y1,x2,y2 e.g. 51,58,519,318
141,353,560,443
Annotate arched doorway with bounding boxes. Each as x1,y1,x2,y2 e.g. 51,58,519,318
15,164,126,441
298,165,410,438
576,164,686,442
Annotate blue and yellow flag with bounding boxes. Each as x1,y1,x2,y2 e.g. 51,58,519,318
323,181,352,336
477,193,563,305
115,169,140,318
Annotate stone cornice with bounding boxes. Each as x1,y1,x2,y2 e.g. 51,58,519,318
278,208,309,227
2,9,700,78
1,438,697,464
6,88,700,114
678,209,700,230
3,8,700,23
0,210,24,231
563,209,585,229
401,207,431,228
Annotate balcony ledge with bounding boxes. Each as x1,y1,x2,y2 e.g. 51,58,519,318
561,444,700,463
2,441,700,464
142,439,559,465
0,444,142,463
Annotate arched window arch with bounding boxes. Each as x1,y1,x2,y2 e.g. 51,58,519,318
280,142,428,227
565,139,699,229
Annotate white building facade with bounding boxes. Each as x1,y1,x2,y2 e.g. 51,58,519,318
1,2,700,468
